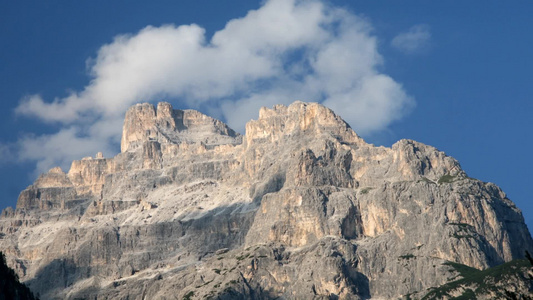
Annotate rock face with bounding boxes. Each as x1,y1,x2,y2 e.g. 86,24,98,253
0,101,531,299
121,102,241,152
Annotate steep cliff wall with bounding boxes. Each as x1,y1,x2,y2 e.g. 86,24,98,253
0,101,531,299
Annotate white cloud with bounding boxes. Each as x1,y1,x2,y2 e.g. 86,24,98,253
17,127,117,177
0,143,15,163
14,0,414,174
391,24,431,54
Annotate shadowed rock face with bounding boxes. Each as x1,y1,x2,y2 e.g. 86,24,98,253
0,101,531,299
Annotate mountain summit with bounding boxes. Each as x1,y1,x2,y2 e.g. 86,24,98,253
1,101,531,299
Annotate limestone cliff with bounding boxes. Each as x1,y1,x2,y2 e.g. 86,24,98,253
0,101,531,299
121,102,241,152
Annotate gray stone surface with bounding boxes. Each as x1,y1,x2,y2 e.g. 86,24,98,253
0,101,531,299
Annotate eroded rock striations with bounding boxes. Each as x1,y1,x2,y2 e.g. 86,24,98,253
0,101,531,299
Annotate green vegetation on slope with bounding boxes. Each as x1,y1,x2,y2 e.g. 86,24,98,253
437,174,457,184
422,258,533,299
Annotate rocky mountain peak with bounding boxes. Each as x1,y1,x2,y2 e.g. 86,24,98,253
33,167,71,189
246,101,364,148
1,101,532,299
120,102,241,152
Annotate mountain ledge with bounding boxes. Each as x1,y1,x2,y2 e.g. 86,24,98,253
0,101,531,299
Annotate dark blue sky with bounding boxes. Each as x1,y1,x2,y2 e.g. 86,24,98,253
1,1,532,230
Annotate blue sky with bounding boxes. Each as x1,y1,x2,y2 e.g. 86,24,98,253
1,1,532,230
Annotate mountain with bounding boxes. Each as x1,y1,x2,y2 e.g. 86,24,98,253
0,101,531,299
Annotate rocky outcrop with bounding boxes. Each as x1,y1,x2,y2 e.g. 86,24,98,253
68,155,115,196
121,102,241,152
17,167,79,211
0,101,531,299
